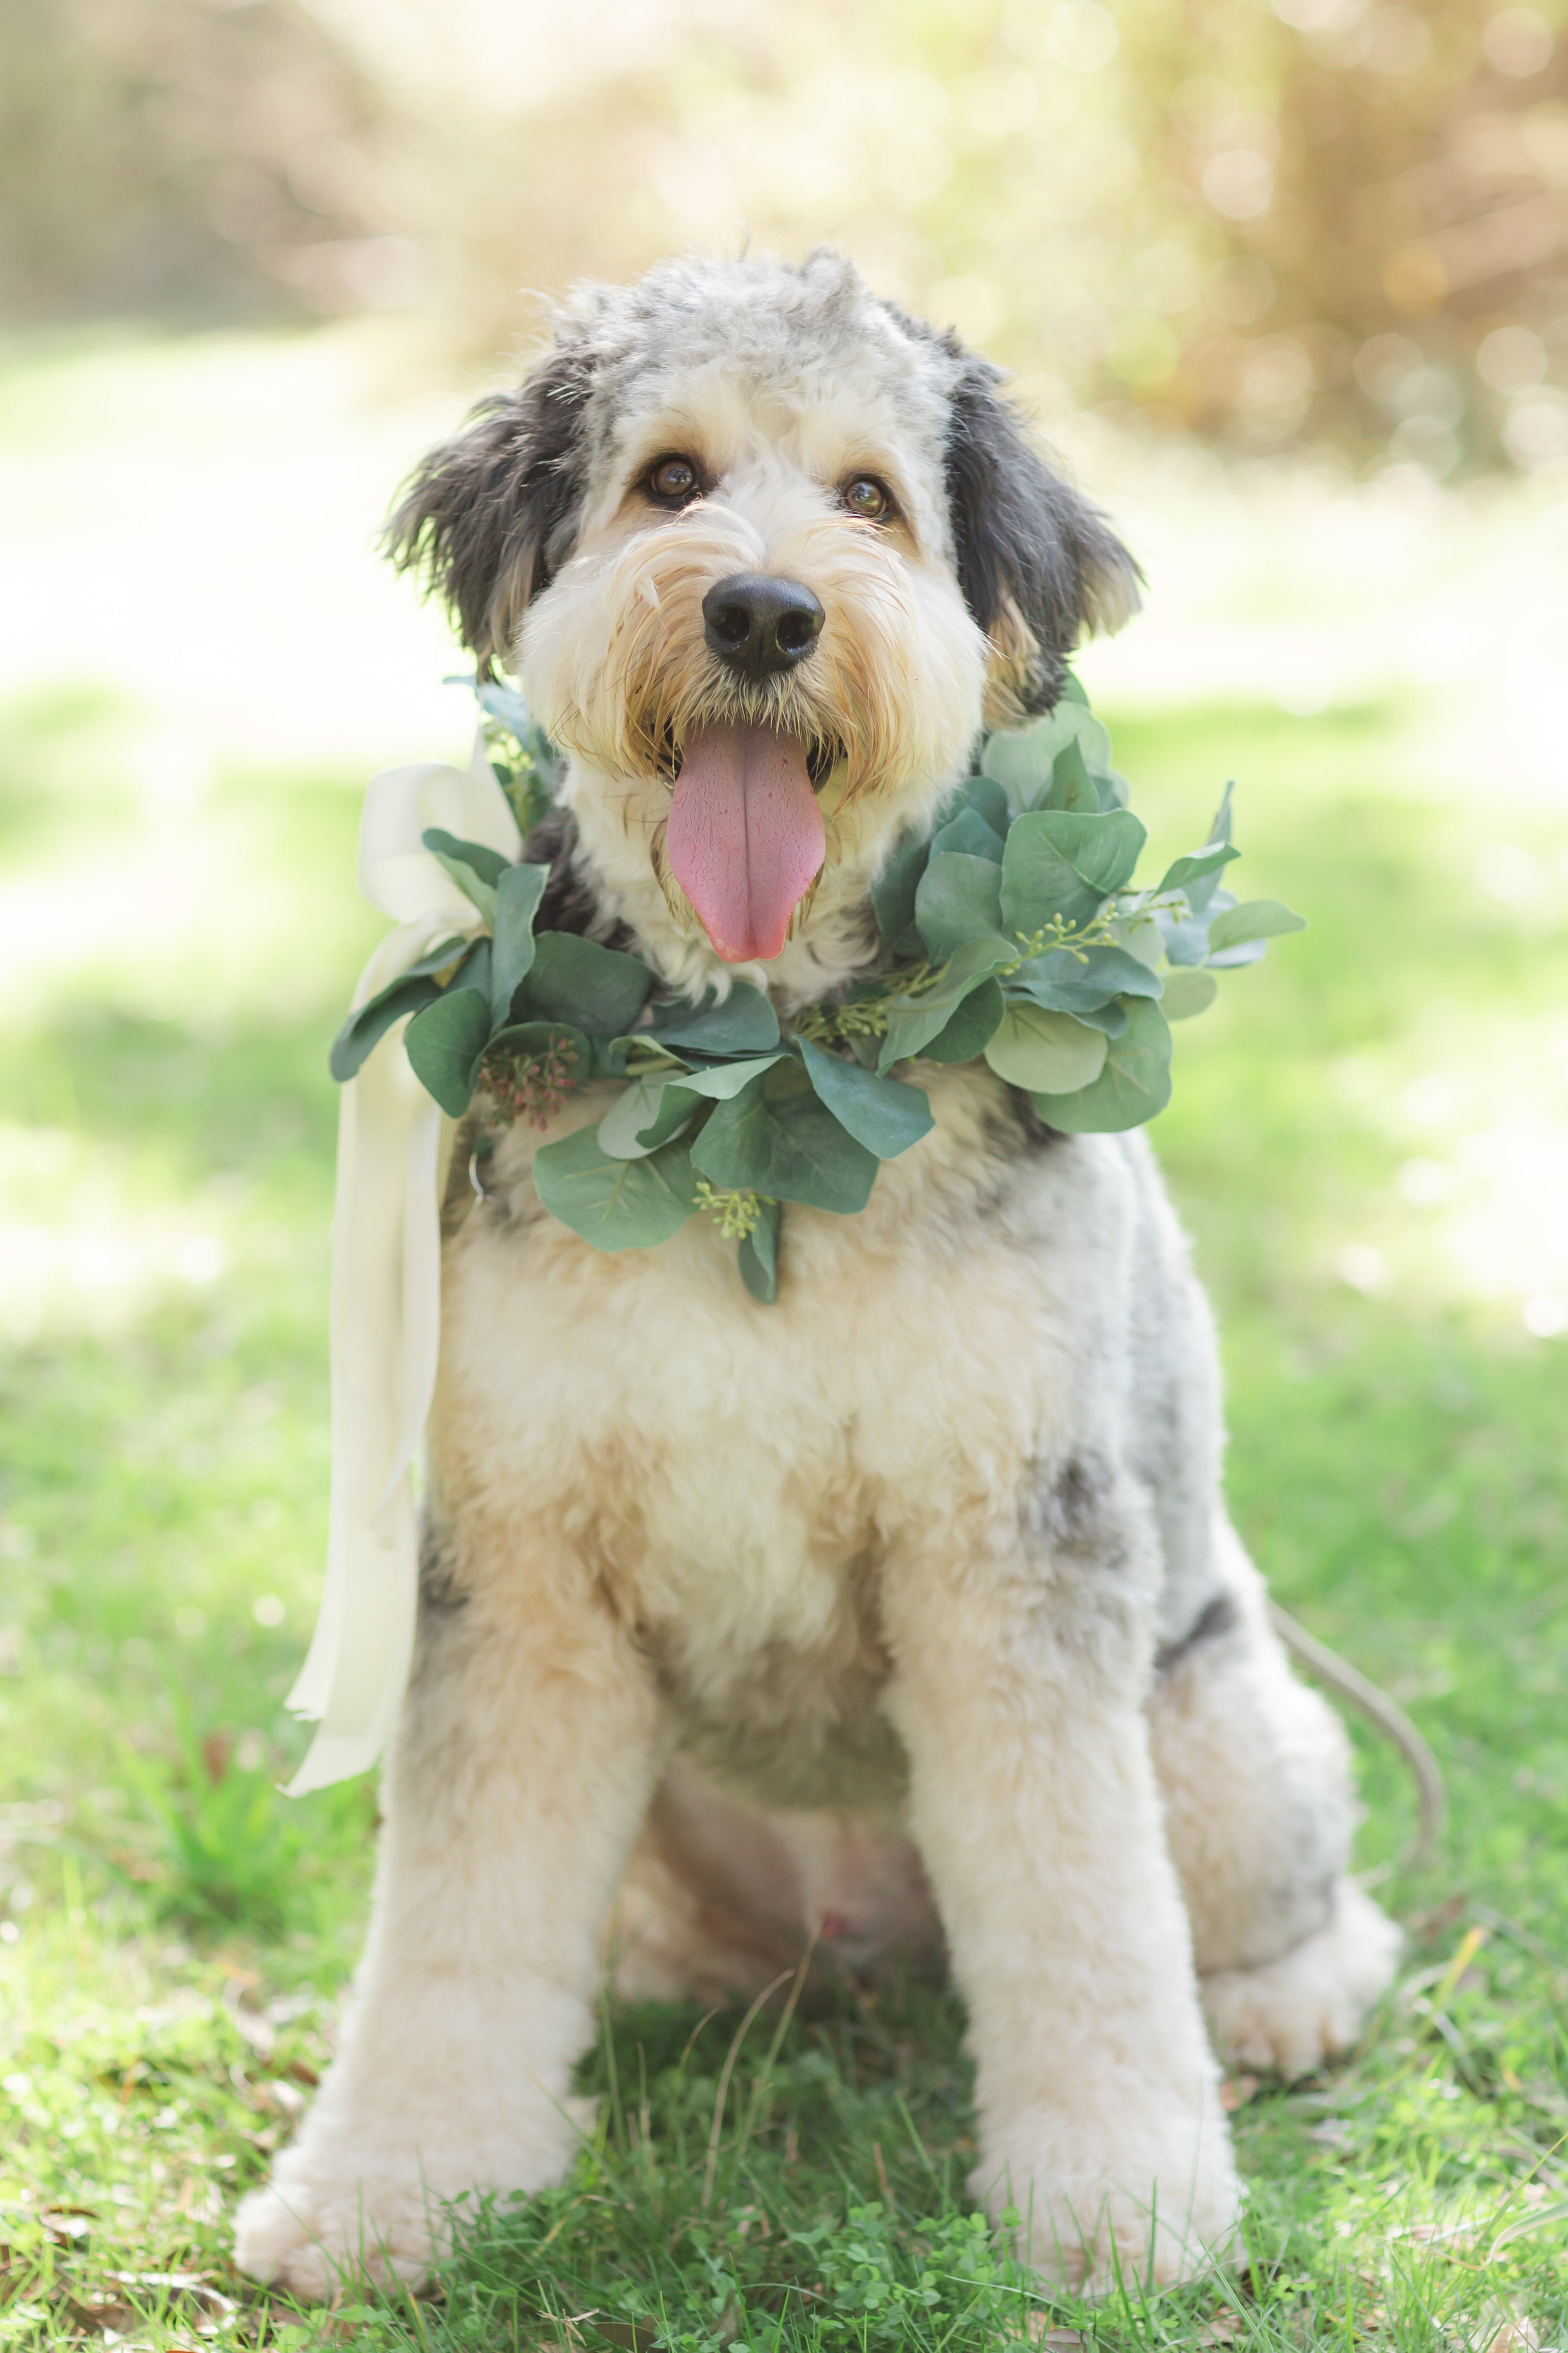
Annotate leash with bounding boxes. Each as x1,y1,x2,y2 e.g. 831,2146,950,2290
1268,1600,1446,1883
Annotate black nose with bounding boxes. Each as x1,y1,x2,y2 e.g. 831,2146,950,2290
702,573,824,682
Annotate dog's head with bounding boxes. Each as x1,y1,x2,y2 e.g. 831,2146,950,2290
387,249,1138,992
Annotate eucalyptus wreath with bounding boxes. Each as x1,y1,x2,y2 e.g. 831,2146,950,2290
330,681,1303,1303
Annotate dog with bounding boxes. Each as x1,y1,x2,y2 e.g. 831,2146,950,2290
235,247,1400,2296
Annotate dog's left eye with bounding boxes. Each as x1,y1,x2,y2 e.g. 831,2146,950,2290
841,475,892,522
645,454,702,506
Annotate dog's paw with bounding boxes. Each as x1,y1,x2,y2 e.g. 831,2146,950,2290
972,2107,1242,2291
234,2157,445,2300
1202,1880,1400,2079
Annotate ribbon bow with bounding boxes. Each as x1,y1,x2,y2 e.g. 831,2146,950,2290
284,731,520,1796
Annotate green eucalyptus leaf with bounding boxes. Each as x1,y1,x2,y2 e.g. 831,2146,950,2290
796,1037,933,1158
982,703,1115,812
474,680,537,741
928,805,1006,864
420,827,511,925
1205,898,1307,952
648,982,780,1055
1043,738,1100,814
1010,943,1163,1015
693,1060,879,1214
1154,842,1240,901
532,1128,701,1251
921,976,1007,1062
877,938,1017,1071
1156,903,1214,965
1207,781,1235,848
953,773,1011,835
1059,670,1090,707
871,826,934,957
1068,998,1130,1039
404,986,494,1117
519,933,656,1036
1161,968,1219,1021
738,1195,783,1304
914,852,1007,958
329,940,468,1081
1000,808,1148,934
595,1072,697,1160
983,1004,1108,1094
1029,998,1173,1133
670,1052,789,1103
490,862,549,1025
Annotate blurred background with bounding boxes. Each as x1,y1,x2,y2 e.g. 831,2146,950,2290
2,0,1568,2274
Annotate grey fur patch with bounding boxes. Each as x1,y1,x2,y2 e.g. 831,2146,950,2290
937,355,1142,711
1027,1449,1120,1558
522,805,634,948
417,1520,468,1621
1154,1591,1239,1677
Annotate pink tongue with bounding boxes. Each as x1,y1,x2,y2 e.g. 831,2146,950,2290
665,725,825,964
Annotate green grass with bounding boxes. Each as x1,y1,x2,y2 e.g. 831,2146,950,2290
3,336,1568,2347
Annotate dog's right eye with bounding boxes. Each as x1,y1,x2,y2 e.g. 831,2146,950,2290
644,455,702,507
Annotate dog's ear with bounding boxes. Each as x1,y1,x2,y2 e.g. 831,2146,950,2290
945,360,1142,724
383,342,594,679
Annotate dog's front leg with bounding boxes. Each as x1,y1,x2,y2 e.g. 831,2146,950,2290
235,1530,662,2299
882,1470,1241,2291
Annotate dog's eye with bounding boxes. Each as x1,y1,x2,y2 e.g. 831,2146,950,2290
841,475,892,522
645,454,702,507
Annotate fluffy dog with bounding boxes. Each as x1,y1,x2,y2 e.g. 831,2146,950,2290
236,248,1399,2296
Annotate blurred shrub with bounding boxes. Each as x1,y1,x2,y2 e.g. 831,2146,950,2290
0,0,391,324
2,0,1564,473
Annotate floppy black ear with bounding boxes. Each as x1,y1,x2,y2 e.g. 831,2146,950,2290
945,359,1142,720
383,341,593,679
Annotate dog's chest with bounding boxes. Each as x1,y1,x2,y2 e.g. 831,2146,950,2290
432,1074,1132,1721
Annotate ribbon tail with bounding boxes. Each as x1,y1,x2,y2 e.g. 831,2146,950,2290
283,1013,440,1795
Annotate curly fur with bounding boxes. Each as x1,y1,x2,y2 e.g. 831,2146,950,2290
237,249,1396,2303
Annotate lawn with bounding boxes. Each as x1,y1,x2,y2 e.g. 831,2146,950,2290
2,330,1566,2351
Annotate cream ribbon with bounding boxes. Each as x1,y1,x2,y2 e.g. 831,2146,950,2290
284,730,521,1796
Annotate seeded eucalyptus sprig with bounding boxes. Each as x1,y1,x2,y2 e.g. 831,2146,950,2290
329,680,1304,1303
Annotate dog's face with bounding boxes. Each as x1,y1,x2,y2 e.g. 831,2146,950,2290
389,250,1137,994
